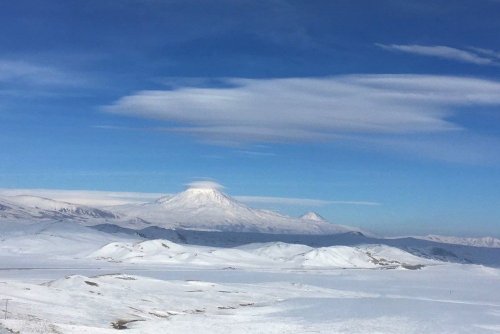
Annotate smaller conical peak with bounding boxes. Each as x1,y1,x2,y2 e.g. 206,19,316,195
300,211,327,222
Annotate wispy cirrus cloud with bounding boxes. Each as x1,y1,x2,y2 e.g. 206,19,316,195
469,47,500,60
234,150,277,157
0,59,84,87
235,196,380,207
0,59,94,100
376,44,500,66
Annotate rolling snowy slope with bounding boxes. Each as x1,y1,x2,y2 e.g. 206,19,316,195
0,220,140,257
0,259,499,333
88,239,434,269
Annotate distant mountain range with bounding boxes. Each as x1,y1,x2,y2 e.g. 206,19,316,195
1,184,499,261
107,184,360,234
1,184,358,235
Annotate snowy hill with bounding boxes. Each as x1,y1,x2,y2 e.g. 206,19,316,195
416,235,500,248
111,182,356,235
89,239,434,269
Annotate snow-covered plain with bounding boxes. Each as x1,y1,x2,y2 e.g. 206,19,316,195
2,266,500,334
0,221,499,333
1,184,500,333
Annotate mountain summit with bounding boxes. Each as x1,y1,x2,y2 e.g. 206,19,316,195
156,182,242,210
300,212,328,222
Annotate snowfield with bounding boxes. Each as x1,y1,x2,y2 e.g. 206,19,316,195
0,257,499,333
0,223,499,333
1,185,500,333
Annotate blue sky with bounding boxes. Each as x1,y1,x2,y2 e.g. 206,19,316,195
1,0,500,236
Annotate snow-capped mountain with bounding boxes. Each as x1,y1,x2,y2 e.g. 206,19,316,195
111,183,355,235
0,186,360,235
0,195,116,221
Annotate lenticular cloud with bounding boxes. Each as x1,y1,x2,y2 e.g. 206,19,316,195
103,75,500,143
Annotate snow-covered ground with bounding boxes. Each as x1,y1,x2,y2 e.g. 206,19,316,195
0,222,499,333
1,259,499,333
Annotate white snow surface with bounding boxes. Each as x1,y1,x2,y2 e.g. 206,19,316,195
0,221,500,333
2,186,500,333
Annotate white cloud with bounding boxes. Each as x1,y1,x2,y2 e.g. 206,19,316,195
103,75,500,146
234,196,380,206
234,150,277,157
0,60,81,87
377,44,499,65
186,180,225,190
468,47,500,60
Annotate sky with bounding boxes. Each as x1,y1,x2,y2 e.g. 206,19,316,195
1,0,500,237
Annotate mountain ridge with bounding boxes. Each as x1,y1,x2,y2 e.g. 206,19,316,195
2,188,499,250
0,195,117,220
